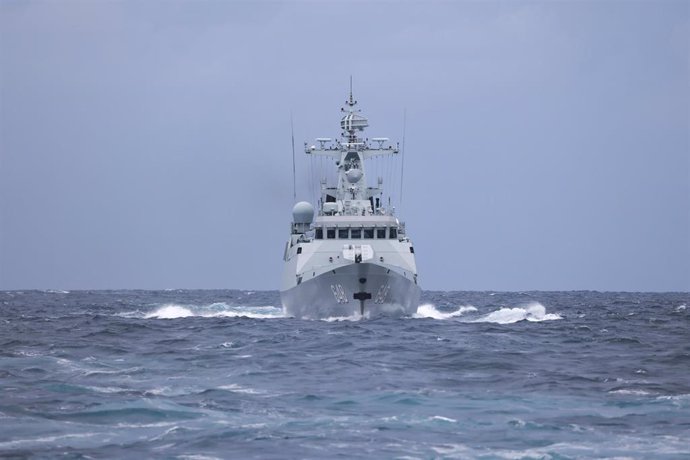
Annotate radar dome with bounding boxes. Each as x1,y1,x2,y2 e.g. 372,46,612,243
292,201,314,224
346,168,363,183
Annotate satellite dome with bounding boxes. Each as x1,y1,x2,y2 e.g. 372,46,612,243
346,168,363,183
292,201,314,224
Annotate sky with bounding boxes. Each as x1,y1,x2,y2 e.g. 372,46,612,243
0,0,688,291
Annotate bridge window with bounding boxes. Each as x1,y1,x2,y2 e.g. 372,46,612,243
376,228,386,239
351,228,361,239
315,228,323,239
363,228,374,239
326,228,335,239
389,228,397,239
338,228,348,239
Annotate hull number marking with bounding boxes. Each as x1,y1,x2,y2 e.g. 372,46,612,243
374,284,390,304
331,284,349,304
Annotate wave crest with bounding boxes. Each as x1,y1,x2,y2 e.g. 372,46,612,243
473,302,561,324
413,304,477,320
144,305,194,319
142,303,284,319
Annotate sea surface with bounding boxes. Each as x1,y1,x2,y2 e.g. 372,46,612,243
1,290,689,459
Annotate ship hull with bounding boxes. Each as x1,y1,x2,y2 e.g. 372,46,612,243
280,262,420,319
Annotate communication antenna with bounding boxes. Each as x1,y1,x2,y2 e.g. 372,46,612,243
291,112,296,202
399,108,407,205
349,75,353,105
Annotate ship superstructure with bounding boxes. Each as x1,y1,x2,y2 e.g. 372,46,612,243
280,87,420,319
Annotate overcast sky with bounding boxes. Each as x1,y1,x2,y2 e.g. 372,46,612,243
1,0,688,291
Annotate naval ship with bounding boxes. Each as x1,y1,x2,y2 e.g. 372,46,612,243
280,87,420,319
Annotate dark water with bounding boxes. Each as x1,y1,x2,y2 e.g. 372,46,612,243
1,290,689,459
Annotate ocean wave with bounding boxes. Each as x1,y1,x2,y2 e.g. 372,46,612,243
413,304,477,320
3,290,689,459
216,383,266,395
141,303,284,320
144,305,194,319
83,366,145,377
656,394,690,408
0,433,99,450
472,302,561,324
81,385,131,394
609,388,653,396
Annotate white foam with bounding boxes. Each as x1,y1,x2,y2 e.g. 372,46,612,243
431,444,473,456
82,385,128,394
217,384,264,395
142,303,284,319
83,366,143,377
413,304,477,319
144,386,175,396
214,307,284,319
143,386,206,397
609,389,652,396
430,415,457,423
657,394,690,400
473,302,561,324
507,419,527,428
656,394,690,408
675,304,687,312
148,426,181,442
145,305,194,319
17,349,42,357
321,314,362,322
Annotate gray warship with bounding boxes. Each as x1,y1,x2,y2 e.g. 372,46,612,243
280,87,421,319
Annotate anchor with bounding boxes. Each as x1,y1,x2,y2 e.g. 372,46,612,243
353,291,372,316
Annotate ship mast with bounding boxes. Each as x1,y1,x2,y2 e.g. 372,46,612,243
305,81,399,217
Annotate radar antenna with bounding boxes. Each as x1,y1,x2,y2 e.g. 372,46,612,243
291,113,296,202
348,75,355,107
400,109,406,205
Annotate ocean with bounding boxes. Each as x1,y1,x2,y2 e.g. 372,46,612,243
1,290,688,459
